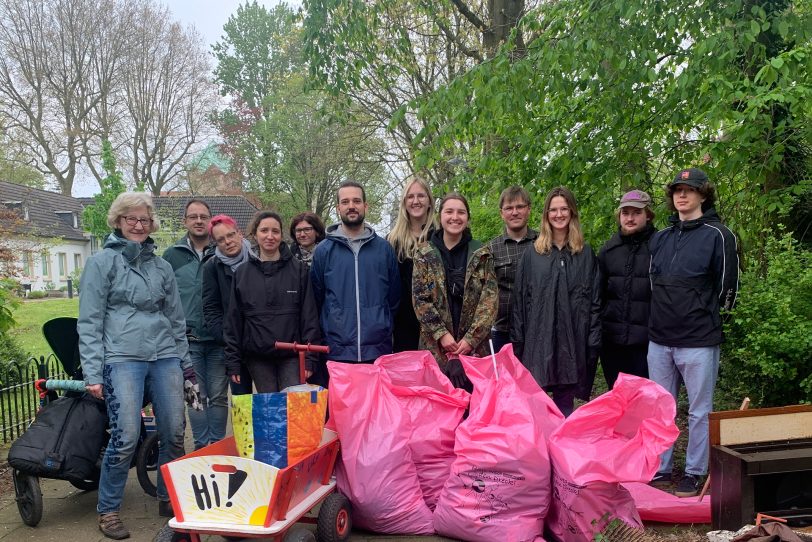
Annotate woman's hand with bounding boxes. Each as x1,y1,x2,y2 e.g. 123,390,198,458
306,369,313,380
452,339,473,356
86,383,104,400
439,333,458,353
230,375,241,384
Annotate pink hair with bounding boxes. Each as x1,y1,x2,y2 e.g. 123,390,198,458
208,214,237,237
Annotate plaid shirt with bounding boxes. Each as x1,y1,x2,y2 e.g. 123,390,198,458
487,228,538,332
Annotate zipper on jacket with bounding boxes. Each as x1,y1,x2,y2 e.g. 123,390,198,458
353,250,361,362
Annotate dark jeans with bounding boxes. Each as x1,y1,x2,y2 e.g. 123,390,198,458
246,356,300,393
490,330,511,353
547,384,578,417
600,342,649,389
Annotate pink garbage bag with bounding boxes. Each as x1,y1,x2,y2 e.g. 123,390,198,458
327,362,434,535
546,373,680,541
622,482,711,524
375,351,470,510
433,345,564,542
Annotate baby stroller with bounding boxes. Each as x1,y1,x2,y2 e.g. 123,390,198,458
8,317,159,526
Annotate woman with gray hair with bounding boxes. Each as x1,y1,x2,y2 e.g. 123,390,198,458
78,192,198,539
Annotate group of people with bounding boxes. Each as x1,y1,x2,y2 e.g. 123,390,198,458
78,167,738,540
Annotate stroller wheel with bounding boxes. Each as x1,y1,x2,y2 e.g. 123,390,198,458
13,470,43,527
70,478,100,491
136,430,159,497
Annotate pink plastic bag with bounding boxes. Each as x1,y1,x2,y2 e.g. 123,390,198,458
375,351,470,510
623,482,711,523
546,373,680,541
433,345,564,542
327,362,435,535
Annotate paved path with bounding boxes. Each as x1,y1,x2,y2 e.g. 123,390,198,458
0,469,456,542
0,422,454,542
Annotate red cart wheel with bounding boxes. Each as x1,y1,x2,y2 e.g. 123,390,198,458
316,492,351,542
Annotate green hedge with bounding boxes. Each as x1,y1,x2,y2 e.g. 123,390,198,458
719,233,812,408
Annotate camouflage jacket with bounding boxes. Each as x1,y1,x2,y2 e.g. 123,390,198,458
412,240,498,368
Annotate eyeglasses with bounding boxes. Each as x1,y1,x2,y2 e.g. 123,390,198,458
185,214,210,221
214,231,240,245
295,227,315,235
502,204,529,213
123,216,152,227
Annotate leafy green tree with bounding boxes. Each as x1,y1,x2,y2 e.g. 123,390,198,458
213,2,392,220
212,2,301,186
412,0,812,251
82,140,125,240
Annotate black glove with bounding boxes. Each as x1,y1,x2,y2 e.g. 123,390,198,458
445,358,472,391
182,365,202,411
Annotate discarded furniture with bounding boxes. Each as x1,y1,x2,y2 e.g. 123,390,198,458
710,405,812,530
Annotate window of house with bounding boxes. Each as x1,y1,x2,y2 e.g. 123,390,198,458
73,253,82,270
41,252,50,277
58,253,67,278
22,251,33,275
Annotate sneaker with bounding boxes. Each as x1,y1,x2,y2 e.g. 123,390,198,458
158,500,173,518
675,474,702,497
650,471,672,488
98,512,130,540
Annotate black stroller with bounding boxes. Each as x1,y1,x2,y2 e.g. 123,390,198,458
8,317,160,526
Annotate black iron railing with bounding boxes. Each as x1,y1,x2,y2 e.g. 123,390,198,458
0,354,67,444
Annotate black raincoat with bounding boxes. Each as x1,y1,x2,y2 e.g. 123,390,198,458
510,244,602,400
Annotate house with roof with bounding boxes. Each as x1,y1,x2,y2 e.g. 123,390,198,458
0,181,90,292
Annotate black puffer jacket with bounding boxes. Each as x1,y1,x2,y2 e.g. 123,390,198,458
511,244,602,400
598,224,656,346
223,244,321,375
202,257,235,345
648,208,739,347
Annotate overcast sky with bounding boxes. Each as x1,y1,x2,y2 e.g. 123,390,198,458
164,0,290,50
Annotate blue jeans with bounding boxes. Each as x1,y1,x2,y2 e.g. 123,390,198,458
98,358,185,513
647,342,720,476
187,342,229,449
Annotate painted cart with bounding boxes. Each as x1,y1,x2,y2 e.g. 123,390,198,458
162,428,349,542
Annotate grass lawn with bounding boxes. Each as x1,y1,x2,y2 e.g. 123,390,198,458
9,297,79,359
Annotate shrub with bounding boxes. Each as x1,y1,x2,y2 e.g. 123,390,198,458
719,232,812,407
28,291,46,300
0,333,27,388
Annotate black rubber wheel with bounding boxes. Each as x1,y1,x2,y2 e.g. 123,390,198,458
136,431,159,497
284,527,316,542
316,492,351,542
69,477,100,491
13,470,43,527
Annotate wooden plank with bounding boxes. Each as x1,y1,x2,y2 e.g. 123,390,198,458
714,411,812,446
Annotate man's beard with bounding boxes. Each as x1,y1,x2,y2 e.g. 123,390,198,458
341,211,365,227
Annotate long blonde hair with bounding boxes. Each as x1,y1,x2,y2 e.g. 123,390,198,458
534,186,584,255
388,175,435,261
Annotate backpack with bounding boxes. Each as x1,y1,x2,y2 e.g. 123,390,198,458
8,394,108,483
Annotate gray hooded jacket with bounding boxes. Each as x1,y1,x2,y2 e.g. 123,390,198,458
78,232,190,386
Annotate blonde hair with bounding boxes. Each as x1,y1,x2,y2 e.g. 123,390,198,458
107,192,160,233
387,175,435,261
534,186,584,255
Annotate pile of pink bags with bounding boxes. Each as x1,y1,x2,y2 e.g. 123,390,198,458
546,373,680,541
327,348,682,541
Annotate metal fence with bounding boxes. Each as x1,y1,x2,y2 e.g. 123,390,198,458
1,354,67,444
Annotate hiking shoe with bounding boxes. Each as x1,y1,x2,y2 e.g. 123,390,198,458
650,471,672,488
98,512,130,540
675,474,702,497
158,499,173,518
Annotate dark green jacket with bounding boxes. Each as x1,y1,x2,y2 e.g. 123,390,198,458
163,235,215,341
